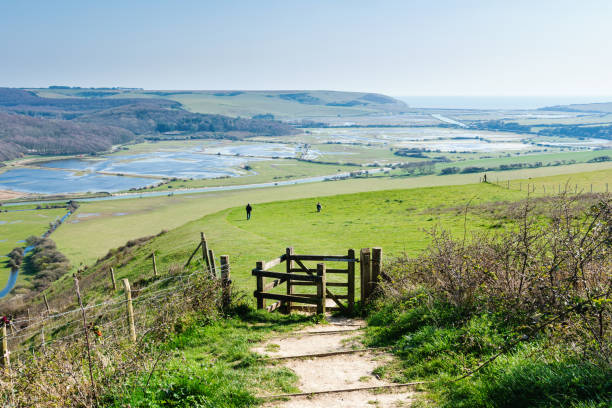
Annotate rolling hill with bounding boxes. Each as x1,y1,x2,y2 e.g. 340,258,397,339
0,88,298,160
31,88,410,120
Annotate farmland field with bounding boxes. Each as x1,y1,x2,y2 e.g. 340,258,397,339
0,207,69,289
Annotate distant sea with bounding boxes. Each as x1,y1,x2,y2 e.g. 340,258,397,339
396,96,612,110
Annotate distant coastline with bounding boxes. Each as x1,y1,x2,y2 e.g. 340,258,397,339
396,95,612,110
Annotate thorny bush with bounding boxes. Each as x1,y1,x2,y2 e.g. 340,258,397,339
382,193,612,365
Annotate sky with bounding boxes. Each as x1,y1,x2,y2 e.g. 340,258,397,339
1,0,612,97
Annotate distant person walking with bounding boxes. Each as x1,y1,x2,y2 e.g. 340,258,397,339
246,203,252,220
316,202,322,213
483,173,487,183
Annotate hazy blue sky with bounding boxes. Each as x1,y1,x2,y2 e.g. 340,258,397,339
1,0,611,96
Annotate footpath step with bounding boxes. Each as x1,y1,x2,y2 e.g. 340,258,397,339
254,317,417,407
264,388,415,408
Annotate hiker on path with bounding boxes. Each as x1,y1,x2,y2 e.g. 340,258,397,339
316,202,322,212
246,203,252,220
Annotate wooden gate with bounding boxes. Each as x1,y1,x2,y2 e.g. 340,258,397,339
252,247,358,314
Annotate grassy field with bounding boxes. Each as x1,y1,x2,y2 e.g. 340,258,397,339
43,163,611,311
41,182,526,310
45,165,608,305
0,207,68,287
50,162,612,272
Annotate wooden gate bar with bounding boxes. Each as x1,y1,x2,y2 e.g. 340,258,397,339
263,254,286,270
291,255,357,261
266,301,282,313
252,270,320,281
290,268,349,273
254,292,322,305
263,278,287,291
291,281,348,287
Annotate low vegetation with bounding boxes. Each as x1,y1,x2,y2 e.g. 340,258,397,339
0,240,312,407
23,236,70,291
366,193,612,407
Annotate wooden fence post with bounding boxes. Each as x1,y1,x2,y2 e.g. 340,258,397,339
285,247,294,314
109,267,117,291
256,261,264,310
317,263,326,315
1,324,9,370
122,279,137,342
220,255,231,310
208,249,217,277
347,248,355,314
360,248,371,303
41,323,45,352
371,247,382,294
151,252,158,277
43,293,50,315
74,274,98,404
200,232,211,271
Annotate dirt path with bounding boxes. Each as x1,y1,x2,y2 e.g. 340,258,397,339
253,316,416,407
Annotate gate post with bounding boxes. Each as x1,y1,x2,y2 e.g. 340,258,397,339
360,248,371,303
347,249,355,314
220,255,231,310
371,247,382,294
317,263,326,314
256,261,264,310
285,247,294,314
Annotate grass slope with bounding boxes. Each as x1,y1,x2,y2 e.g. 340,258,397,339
51,164,612,273
45,182,526,308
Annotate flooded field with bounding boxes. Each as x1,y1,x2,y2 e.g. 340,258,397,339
307,127,612,152
0,143,308,194
0,168,154,194
0,131,609,196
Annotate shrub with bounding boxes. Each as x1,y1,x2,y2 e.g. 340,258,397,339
440,166,460,175
368,193,612,406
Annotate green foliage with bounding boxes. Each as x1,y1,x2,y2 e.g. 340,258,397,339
365,194,612,407
106,311,313,407
366,292,612,407
445,347,612,408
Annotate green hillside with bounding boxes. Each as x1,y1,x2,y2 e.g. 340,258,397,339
2,171,609,407
31,89,409,119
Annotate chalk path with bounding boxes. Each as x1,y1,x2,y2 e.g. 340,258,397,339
253,316,418,407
